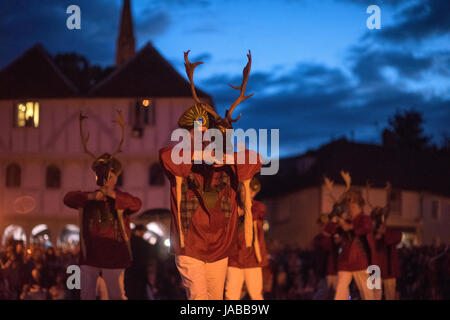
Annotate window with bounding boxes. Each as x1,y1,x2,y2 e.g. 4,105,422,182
388,189,402,215
15,101,39,128
6,163,21,187
431,200,440,220
46,165,61,188
132,99,155,137
149,163,165,186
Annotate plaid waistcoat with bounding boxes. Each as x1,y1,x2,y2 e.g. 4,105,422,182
179,170,234,236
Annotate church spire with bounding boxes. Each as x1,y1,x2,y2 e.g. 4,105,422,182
116,0,135,66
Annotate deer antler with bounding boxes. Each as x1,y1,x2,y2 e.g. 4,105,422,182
79,113,96,159
324,176,337,202
112,109,125,156
184,50,220,119
226,50,254,123
340,171,351,191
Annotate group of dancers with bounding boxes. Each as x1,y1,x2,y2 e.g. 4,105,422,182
315,174,401,300
62,50,400,300
63,50,268,300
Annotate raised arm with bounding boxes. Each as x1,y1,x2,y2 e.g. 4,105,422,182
63,191,90,209
115,190,142,214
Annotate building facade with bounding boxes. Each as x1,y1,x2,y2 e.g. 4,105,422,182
0,0,212,247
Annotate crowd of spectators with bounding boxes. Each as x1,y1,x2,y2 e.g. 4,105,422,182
264,242,450,300
0,239,79,300
0,237,448,300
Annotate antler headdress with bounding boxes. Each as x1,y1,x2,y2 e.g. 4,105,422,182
179,50,254,132
79,109,126,175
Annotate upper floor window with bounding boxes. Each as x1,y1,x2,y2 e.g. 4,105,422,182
132,99,155,137
431,200,440,220
15,101,39,128
46,165,61,189
388,189,402,215
6,163,21,187
149,163,165,186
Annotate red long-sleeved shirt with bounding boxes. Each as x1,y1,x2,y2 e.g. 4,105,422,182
372,228,402,278
337,214,374,272
63,189,142,269
228,200,269,268
159,146,262,263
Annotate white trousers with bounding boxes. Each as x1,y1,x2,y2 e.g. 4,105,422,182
175,255,228,300
334,270,375,300
80,265,126,300
225,267,263,300
383,278,397,300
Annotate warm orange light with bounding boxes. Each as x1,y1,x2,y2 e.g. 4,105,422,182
142,99,150,107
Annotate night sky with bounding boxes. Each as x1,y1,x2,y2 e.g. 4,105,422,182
0,0,449,158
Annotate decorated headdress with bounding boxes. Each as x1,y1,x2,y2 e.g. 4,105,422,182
179,50,254,132
79,110,126,186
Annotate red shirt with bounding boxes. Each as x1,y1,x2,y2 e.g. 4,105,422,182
63,189,142,269
337,214,374,272
372,228,402,278
159,146,262,263
228,200,269,268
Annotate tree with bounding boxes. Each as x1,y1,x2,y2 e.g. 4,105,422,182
53,53,114,93
382,110,430,151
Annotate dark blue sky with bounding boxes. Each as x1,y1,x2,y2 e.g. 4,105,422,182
0,0,449,157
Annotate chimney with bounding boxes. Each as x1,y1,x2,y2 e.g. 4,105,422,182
115,0,135,66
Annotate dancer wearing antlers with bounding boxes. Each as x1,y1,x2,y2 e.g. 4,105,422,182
366,182,402,300
225,177,268,300
323,172,375,300
63,110,142,300
159,50,262,300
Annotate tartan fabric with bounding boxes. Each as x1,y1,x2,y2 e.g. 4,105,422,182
179,172,233,236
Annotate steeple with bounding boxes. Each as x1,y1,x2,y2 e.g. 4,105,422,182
115,0,135,66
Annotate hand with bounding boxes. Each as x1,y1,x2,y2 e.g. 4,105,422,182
88,191,105,201
333,234,341,243
100,187,116,199
379,225,386,233
338,218,353,231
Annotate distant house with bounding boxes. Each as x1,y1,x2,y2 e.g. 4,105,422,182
0,0,212,247
258,138,450,248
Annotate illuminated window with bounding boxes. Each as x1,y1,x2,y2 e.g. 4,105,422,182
15,101,39,128
6,163,21,187
132,99,155,137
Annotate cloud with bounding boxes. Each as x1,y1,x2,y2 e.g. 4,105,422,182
337,0,409,6
376,0,450,41
200,47,450,156
135,11,170,38
0,0,125,67
350,47,433,84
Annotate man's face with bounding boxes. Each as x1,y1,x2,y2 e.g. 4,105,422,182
349,201,362,218
104,171,118,188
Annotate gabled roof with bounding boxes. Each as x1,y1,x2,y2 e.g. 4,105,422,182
0,44,78,99
259,138,450,199
90,42,212,101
